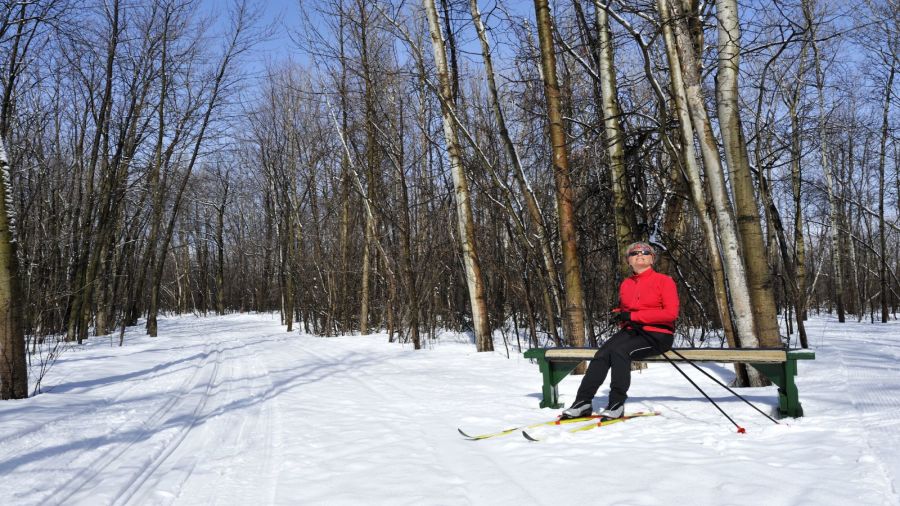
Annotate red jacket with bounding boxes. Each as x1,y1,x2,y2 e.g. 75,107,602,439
617,268,679,334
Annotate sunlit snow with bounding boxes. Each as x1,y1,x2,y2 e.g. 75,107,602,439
1,313,897,505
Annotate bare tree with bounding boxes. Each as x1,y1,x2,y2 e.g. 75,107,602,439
534,0,586,350
423,0,492,351
865,0,899,323
147,0,256,336
468,0,562,345
804,0,846,323
3,0,898,380
0,138,26,399
592,0,638,273
715,0,781,348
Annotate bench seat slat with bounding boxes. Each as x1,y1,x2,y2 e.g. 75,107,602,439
542,348,795,363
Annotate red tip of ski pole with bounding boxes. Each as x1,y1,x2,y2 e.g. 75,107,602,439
737,426,746,434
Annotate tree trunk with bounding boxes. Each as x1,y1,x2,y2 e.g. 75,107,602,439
714,0,781,348
0,138,27,399
337,6,352,335
468,0,562,346
423,0,492,351
658,0,762,385
396,143,421,349
358,0,379,336
666,0,759,344
804,0,844,322
787,61,809,346
658,0,737,346
216,182,228,316
877,60,895,323
534,0,587,352
592,0,638,271
68,0,121,343
359,207,374,334
147,5,246,336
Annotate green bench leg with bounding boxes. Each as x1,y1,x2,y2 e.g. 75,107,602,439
537,358,561,408
749,360,804,418
534,358,579,409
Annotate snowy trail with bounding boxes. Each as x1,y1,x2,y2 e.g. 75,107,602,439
51,338,226,505
0,317,287,505
0,313,898,505
264,331,496,504
809,319,900,499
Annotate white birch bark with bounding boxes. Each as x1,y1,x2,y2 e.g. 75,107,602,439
714,0,781,348
660,0,759,351
423,0,492,351
658,0,763,390
803,0,845,322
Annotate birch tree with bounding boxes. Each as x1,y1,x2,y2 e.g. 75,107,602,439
658,0,765,384
714,0,781,348
803,0,845,322
656,0,747,374
423,0,492,351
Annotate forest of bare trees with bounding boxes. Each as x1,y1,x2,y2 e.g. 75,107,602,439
0,0,897,398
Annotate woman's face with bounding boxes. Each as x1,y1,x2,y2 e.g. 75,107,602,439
626,247,654,273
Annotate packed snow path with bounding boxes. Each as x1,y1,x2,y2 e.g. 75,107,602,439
0,314,897,505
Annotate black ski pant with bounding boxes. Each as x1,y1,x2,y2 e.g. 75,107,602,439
574,328,674,408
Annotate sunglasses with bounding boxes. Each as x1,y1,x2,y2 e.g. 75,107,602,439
628,250,653,257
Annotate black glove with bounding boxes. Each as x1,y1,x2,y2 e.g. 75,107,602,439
609,312,631,325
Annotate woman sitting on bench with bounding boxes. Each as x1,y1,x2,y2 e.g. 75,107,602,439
561,241,680,420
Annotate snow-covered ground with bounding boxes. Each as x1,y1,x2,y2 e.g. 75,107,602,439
0,313,897,505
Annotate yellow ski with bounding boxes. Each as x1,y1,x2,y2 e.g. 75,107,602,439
522,411,661,441
458,415,601,441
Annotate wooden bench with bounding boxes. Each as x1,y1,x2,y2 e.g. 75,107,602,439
523,347,816,418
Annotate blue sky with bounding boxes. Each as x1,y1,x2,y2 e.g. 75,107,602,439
199,0,533,76
199,0,307,74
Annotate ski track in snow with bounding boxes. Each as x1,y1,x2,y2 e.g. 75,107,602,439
0,317,288,506
0,313,899,505
817,320,900,501
53,338,225,505
3,338,223,504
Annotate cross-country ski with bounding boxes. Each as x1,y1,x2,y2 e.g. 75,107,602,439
521,411,661,441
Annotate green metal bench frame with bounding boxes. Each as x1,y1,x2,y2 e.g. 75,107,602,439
522,347,816,418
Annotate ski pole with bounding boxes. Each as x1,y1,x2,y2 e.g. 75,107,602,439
632,322,779,425
625,323,747,433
